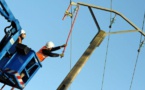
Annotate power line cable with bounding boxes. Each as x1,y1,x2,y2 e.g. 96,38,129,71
101,0,113,90
69,0,72,90
138,12,145,53
129,11,145,90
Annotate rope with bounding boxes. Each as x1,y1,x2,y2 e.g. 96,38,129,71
101,0,113,90
61,4,79,56
129,11,145,90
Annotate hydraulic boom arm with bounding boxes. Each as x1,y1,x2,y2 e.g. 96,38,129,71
0,0,21,31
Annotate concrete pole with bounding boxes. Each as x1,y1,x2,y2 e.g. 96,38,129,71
57,30,106,90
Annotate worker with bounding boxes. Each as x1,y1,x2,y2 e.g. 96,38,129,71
37,41,67,62
20,42,66,78
5,29,26,58
18,29,26,43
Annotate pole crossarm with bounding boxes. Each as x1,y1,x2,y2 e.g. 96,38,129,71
107,30,138,35
77,2,145,36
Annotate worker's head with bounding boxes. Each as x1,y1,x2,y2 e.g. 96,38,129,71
20,29,26,39
46,41,55,49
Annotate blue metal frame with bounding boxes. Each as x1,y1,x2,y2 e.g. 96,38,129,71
0,49,42,89
0,0,42,89
0,0,22,60
0,0,21,30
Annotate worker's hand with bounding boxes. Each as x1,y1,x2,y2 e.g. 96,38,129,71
62,44,67,47
60,53,64,58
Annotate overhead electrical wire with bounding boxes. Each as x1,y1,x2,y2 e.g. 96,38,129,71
69,0,72,72
69,0,72,90
138,12,145,52
129,12,145,90
101,0,113,90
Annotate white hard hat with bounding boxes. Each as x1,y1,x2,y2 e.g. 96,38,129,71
21,29,26,34
46,41,55,48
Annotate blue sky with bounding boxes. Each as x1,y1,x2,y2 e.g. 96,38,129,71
0,0,145,90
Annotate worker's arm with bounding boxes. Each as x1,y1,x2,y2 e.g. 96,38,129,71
48,52,60,57
42,49,63,57
51,44,67,51
51,46,61,51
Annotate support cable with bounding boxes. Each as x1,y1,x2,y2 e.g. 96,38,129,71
101,0,113,90
129,11,145,90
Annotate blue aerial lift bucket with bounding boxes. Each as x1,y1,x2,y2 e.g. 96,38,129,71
0,27,21,61
0,0,42,89
0,44,42,89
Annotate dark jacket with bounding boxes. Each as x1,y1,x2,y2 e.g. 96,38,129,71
42,46,61,57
